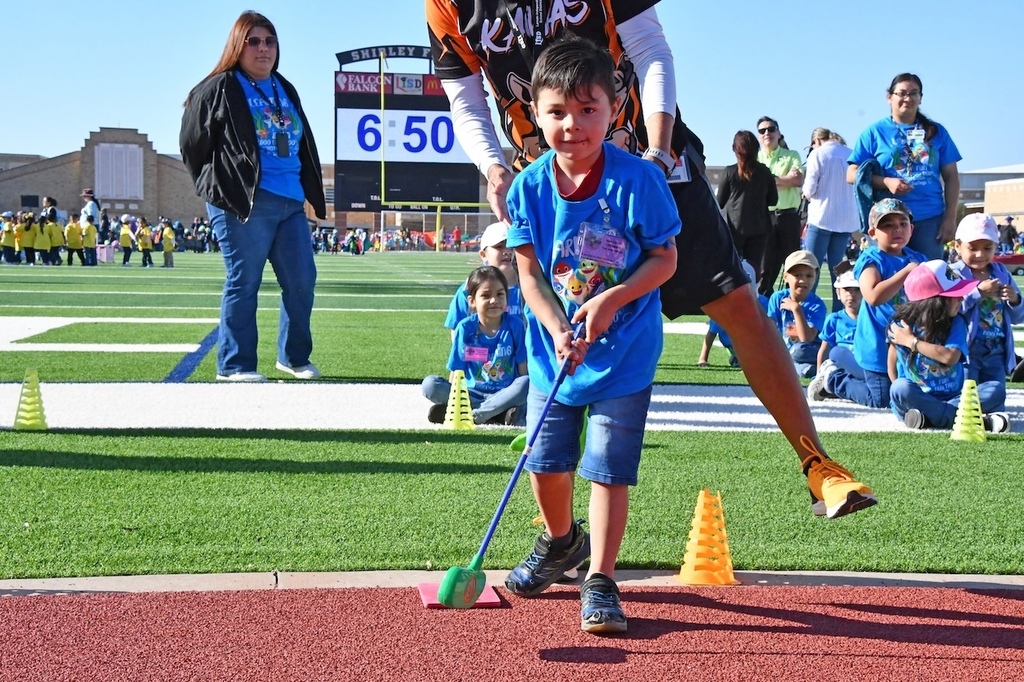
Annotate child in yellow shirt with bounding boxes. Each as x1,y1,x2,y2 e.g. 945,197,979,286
81,214,99,266
160,218,176,268
65,213,85,266
136,217,154,268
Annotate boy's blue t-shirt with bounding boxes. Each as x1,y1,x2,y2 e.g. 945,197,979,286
853,245,927,372
848,117,962,221
821,310,857,350
447,313,527,393
893,316,968,396
444,282,524,330
235,72,304,202
505,144,681,406
709,294,768,347
766,290,827,348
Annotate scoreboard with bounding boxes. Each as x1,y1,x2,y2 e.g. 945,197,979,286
334,67,481,213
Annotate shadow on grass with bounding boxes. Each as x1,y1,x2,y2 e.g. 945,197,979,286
4,428,517,444
0,449,511,475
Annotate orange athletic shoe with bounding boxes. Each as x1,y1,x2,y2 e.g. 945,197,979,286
801,436,876,519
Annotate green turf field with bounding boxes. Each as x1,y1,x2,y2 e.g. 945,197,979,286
1,252,1022,579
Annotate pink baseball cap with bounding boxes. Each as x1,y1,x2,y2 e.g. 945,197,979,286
955,213,998,243
904,259,979,302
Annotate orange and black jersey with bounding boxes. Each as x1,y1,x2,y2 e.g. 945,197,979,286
427,0,699,172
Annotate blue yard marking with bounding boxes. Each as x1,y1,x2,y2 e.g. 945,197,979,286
163,327,219,383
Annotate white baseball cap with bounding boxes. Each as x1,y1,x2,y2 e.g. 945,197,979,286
479,222,508,249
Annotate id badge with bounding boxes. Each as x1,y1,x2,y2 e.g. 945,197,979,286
464,346,489,362
907,128,925,144
579,222,627,269
275,132,290,158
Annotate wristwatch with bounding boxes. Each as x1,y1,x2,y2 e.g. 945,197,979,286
642,147,675,178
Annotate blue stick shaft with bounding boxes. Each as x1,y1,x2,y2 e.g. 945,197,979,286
472,324,584,562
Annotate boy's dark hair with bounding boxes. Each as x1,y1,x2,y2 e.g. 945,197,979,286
891,297,953,346
466,265,509,299
532,34,616,104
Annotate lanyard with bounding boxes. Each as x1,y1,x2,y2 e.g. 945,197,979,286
501,0,545,69
241,71,284,124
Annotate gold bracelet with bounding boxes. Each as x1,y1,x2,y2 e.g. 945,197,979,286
911,337,919,353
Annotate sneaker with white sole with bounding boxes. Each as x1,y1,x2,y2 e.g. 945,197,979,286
805,455,876,519
215,371,266,383
903,408,926,430
807,359,838,401
505,521,590,597
983,412,1011,434
275,361,321,379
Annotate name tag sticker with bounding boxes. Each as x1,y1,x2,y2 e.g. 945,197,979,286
464,346,489,362
579,222,627,268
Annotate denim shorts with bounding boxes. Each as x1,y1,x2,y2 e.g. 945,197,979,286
523,385,652,486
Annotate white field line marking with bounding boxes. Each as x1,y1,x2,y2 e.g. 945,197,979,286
0,306,446,313
0,316,215,353
0,289,451,299
0,381,1021,433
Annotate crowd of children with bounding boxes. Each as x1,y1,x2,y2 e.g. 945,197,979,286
0,209,178,268
702,200,1021,434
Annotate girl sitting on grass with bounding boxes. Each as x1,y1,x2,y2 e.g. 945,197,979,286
422,265,529,426
887,260,1010,432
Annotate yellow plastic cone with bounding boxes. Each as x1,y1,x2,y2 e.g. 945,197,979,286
13,368,48,431
676,488,738,586
444,370,474,430
951,379,985,442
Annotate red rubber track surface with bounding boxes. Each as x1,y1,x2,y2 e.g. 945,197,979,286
3,585,1023,681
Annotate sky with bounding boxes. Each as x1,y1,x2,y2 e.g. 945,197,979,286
5,0,1023,172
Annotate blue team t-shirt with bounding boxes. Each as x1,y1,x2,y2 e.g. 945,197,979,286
893,316,968,396
447,313,527,393
444,282,524,330
766,290,827,348
505,144,681,406
853,245,928,372
848,117,962,221
235,71,304,202
821,310,858,350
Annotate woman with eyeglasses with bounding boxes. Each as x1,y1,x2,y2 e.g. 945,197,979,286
180,11,326,383
846,73,961,260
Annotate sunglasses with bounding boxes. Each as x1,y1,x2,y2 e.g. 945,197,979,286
245,35,278,48
757,126,778,135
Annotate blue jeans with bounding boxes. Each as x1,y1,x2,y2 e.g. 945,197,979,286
421,374,529,424
828,346,865,379
804,225,853,311
890,378,1005,428
84,247,97,266
906,214,944,261
207,189,316,375
790,340,821,378
967,338,1008,411
830,364,891,409
523,385,652,487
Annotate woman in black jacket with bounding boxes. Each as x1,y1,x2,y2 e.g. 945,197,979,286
180,10,326,382
716,130,777,282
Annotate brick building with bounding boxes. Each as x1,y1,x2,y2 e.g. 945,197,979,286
0,128,205,223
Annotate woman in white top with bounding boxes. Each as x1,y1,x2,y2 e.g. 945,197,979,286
802,128,859,311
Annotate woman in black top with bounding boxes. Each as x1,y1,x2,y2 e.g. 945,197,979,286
716,130,777,281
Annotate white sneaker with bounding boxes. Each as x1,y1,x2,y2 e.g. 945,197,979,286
216,371,267,383
983,412,1011,434
275,361,321,380
807,359,837,401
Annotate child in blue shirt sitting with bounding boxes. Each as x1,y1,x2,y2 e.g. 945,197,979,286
444,222,523,338
888,260,1010,432
950,213,1024,412
766,250,827,378
502,36,680,635
818,199,928,408
422,265,528,425
807,268,861,400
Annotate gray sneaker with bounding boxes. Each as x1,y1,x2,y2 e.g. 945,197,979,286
505,521,589,597
580,573,627,634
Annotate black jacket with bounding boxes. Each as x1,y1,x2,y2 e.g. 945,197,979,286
716,163,777,236
179,70,326,222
